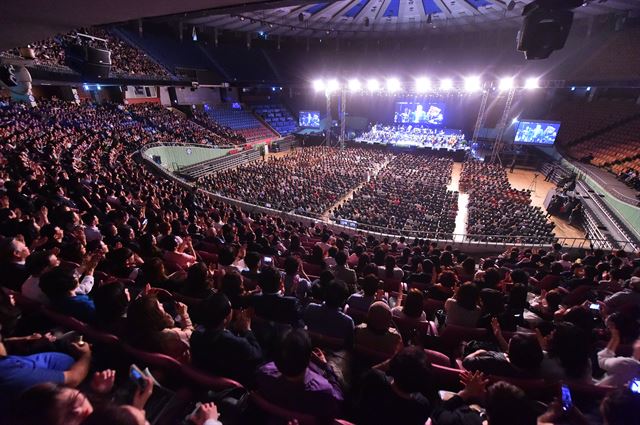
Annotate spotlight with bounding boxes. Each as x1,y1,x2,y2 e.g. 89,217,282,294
512,117,519,124
326,79,340,93
386,78,401,93
348,79,361,92
415,77,431,93
96,84,101,90
586,86,591,91
240,16,245,21
464,76,482,93
367,78,380,92
440,78,453,91
499,77,514,91
524,77,540,89
313,79,325,92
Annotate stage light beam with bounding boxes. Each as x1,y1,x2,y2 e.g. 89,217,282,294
499,77,514,91
348,79,361,92
415,77,431,93
440,78,453,91
367,78,380,92
326,79,340,94
524,77,539,90
386,78,401,93
313,79,325,92
464,76,482,93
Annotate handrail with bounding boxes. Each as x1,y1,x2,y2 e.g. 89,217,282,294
138,145,637,252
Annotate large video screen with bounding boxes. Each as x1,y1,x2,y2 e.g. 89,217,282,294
299,111,320,128
394,102,445,125
514,120,561,145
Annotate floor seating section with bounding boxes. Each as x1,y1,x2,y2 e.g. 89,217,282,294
253,104,297,136
206,107,276,143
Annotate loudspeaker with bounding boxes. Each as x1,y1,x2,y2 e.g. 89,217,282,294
168,87,178,105
65,44,112,78
517,0,581,60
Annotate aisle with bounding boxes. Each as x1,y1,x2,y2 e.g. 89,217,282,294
449,162,468,240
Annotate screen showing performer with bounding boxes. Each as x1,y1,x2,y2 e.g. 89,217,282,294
514,120,561,145
393,102,445,125
299,111,321,128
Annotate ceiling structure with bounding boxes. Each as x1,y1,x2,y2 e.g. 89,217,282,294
183,0,640,38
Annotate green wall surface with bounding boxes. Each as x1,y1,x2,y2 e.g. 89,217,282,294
143,145,232,171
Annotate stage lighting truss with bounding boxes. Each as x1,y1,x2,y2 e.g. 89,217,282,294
311,77,544,94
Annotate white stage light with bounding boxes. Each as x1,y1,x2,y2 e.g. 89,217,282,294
367,78,380,92
415,77,431,93
499,77,514,91
440,78,453,91
512,117,519,125
348,79,361,92
313,79,325,92
326,79,340,94
524,77,539,90
386,78,401,93
464,76,482,93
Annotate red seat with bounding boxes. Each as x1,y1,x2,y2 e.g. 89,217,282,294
424,349,451,367
301,261,323,276
487,375,559,402
392,316,438,344
423,298,445,320
250,391,350,425
40,307,88,333
438,325,490,354
431,364,464,391
180,363,244,391
308,331,348,351
344,306,367,325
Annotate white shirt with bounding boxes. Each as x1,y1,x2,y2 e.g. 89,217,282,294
597,348,640,387
84,225,102,243
76,275,95,295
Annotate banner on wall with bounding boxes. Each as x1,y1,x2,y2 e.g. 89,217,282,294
0,64,36,106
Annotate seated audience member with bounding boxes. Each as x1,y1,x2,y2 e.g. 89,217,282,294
605,275,640,314
540,322,593,382
179,262,214,299
83,401,221,425
355,301,403,357
303,279,355,346
463,323,544,378
431,373,537,425
0,237,31,291
444,282,481,328
425,270,457,301
241,251,262,283
21,250,59,304
255,329,344,419
456,257,476,283
219,270,250,309
331,251,357,292
346,274,384,314
378,255,404,282
406,259,435,289
0,338,91,411
282,256,312,299
124,294,193,362
356,347,437,425
597,324,640,387
250,266,302,326
9,383,95,425
92,281,130,334
162,234,197,269
392,289,427,321
39,267,97,324
139,257,181,291
190,293,262,385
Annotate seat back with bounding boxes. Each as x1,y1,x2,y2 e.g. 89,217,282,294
308,331,347,351
249,391,320,425
344,306,367,325
392,316,438,344
438,325,490,354
424,349,452,367
431,364,464,391
180,363,244,391
423,298,445,320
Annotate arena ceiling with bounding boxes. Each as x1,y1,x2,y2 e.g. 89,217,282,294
183,0,640,38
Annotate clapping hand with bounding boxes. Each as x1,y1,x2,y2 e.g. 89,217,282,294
91,369,116,394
